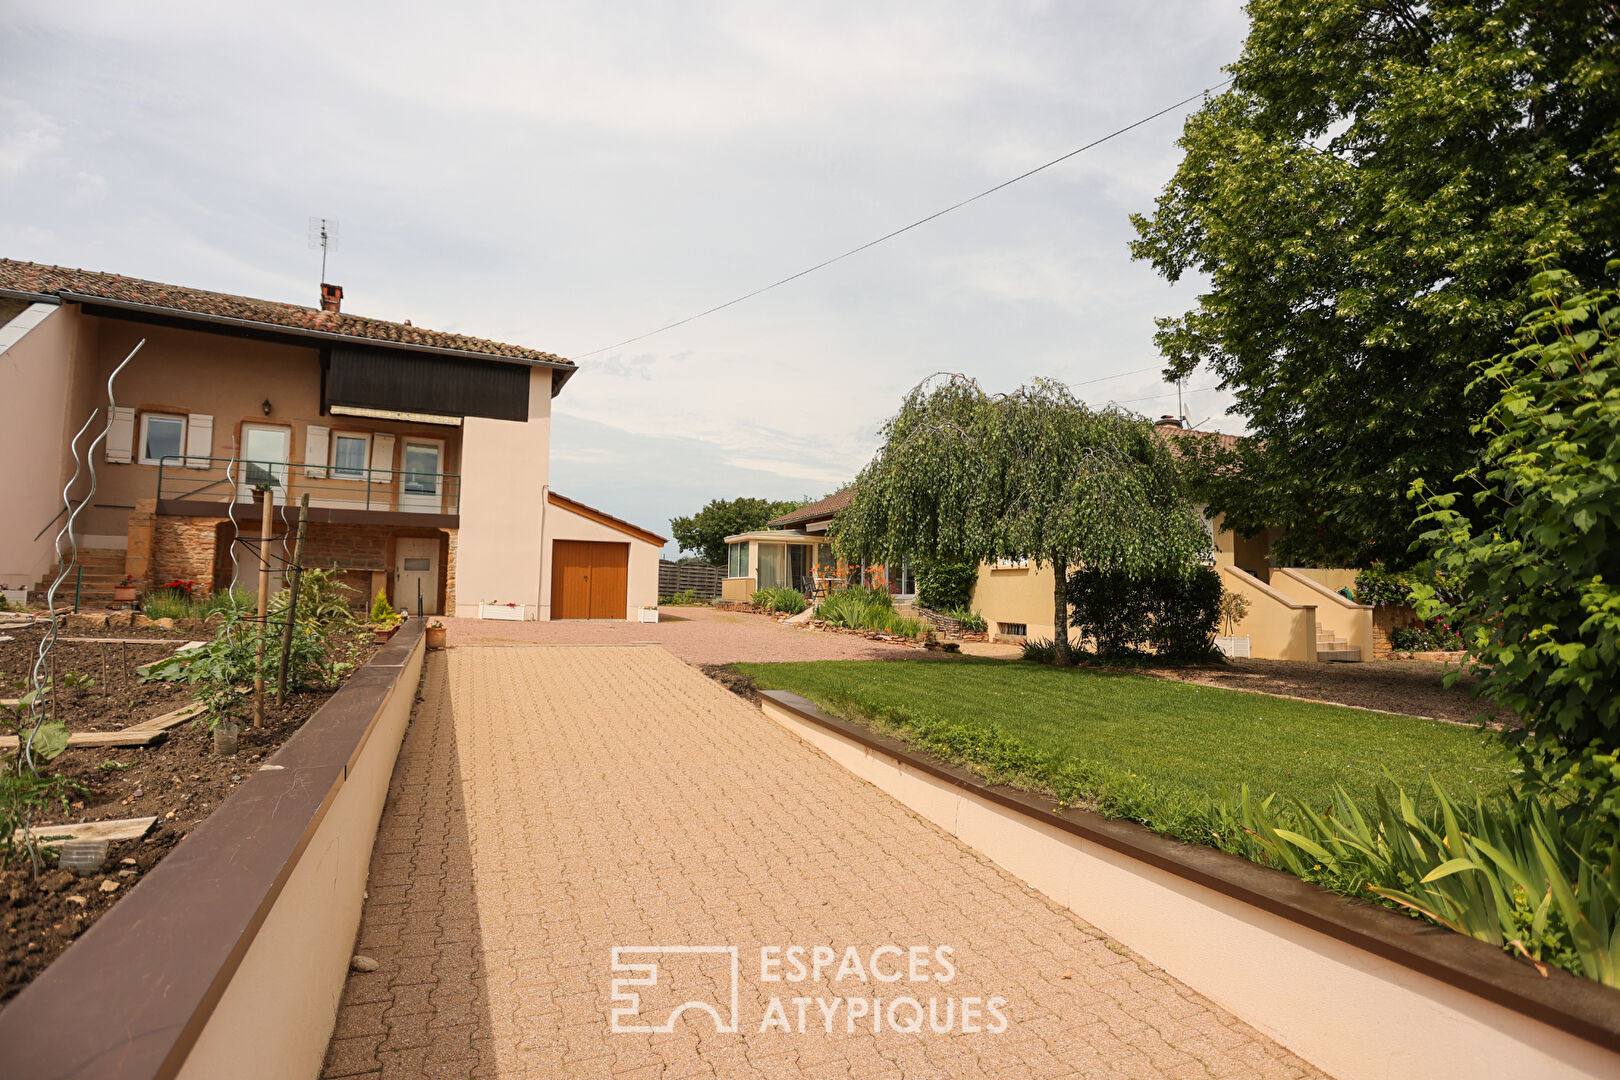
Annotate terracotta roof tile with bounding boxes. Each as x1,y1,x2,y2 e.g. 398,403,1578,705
0,258,571,366
768,487,854,527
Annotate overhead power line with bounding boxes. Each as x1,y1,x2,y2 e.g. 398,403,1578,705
577,77,1235,358
1071,364,1161,389
1110,383,1223,406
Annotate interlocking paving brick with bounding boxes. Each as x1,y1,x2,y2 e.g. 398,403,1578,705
324,645,1329,1079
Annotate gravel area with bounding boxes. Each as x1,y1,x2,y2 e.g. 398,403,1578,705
1145,657,1509,725
443,605,921,665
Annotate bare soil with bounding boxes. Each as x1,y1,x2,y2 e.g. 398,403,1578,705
1144,657,1512,725
0,622,375,1005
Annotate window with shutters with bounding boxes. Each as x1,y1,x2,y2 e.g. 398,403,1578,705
138,413,187,466
331,433,370,479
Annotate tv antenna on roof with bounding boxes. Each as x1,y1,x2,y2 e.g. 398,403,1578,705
308,217,339,284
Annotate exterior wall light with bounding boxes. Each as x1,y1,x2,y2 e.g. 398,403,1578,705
262,398,273,416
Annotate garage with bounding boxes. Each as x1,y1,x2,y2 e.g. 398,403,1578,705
550,539,630,619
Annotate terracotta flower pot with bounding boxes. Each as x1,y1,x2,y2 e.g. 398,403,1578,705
113,586,137,603
425,626,447,650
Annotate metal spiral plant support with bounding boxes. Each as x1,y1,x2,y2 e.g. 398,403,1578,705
19,340,145,871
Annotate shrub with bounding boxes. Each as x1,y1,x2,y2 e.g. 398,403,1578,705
1353,563,1463,608
1067,565,1222,660
1218,779,1620,986
915,559,977,611
1020,638,1056,664
815,587,919,635
370,591,398,626
752,587,807,615
659,589,705,606
945,607,987,633
1390,621,1465,652
270,568,355,629
1412,265,1620,833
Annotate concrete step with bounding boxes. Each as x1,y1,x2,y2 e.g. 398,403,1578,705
1317,647,1362,662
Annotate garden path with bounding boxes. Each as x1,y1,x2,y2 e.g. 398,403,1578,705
323,644,1328,1079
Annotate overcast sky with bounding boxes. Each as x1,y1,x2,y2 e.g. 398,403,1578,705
1,1,1250,556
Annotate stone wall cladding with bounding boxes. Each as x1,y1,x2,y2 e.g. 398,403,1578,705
444,529,457,613
145,516,452,612
1371,604,1422,660
151,515,228,594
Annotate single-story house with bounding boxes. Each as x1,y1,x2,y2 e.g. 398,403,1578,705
733,417,1374,661
0,259,663,620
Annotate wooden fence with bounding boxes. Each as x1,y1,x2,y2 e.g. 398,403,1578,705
658,560,723,600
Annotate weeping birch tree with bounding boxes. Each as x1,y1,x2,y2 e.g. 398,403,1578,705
833,376,1210,665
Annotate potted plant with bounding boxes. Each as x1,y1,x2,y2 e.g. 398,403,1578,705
1214,589,1251,658
370,592,401,642
113,575,138,603
425,619,447,650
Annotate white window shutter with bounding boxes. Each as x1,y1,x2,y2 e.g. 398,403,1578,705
369,433,395,476
304,424,329,479
105,406,134,464
185,413,213,469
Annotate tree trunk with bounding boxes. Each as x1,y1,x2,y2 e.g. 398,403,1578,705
1052,555,1073,666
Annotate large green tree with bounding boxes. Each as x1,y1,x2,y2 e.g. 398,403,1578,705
1132,1,1620,566
669,496,801,566
833,376,1210,665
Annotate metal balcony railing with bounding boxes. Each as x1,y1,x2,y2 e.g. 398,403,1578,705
156,456,460,516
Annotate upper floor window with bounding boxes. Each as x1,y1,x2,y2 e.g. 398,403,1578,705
331,433,370,479
139,413,187,466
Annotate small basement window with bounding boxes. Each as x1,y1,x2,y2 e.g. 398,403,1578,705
139,412,187,465
998,622,1027,637
331,433,370,479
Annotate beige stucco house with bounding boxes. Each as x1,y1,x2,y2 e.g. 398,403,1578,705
739,419,1374,661
0,259,662,620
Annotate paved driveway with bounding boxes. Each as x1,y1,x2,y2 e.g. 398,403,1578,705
443,605,921,664
323,645,1325,1079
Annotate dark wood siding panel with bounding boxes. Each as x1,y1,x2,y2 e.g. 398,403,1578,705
326,346,530,421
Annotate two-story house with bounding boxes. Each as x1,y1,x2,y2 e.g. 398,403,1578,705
0,259,663,620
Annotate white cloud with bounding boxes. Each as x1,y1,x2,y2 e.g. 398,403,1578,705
0,1,1254,533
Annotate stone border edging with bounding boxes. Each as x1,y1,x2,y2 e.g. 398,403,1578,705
758,689,1620,1055
0,620,426,1080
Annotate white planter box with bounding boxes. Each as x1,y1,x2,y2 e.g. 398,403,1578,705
1215,635,1251,658
478,603,528,621
1,589,26,607
638,606,659,624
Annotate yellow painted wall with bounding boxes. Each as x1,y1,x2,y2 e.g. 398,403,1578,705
1271,568,1372,656
970,563,1066,643
721,577,756,602
1220,565,1317,661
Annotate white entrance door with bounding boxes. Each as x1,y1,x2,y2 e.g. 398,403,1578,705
395,537,440,616
399,439,443,513
238,424,291,505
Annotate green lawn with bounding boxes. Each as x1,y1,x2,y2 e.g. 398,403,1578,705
735,658,1511,835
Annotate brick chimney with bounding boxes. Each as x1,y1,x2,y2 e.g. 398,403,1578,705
1155,414,1184,428
320,283,343,313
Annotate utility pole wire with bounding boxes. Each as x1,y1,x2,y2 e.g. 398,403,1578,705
576,77,1235,358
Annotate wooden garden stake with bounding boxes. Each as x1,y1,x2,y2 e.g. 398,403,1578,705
252,486,272,727
276,493,310,704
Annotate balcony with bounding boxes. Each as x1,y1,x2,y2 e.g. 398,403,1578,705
155,456,460,525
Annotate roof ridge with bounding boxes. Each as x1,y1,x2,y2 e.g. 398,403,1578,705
0,257,572,367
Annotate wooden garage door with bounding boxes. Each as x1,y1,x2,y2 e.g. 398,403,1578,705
551,540,629,619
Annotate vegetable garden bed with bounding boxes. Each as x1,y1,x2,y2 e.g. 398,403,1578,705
0,620,375,1005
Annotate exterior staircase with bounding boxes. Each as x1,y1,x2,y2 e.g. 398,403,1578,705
29,548,128,607
1316,625,1362,662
